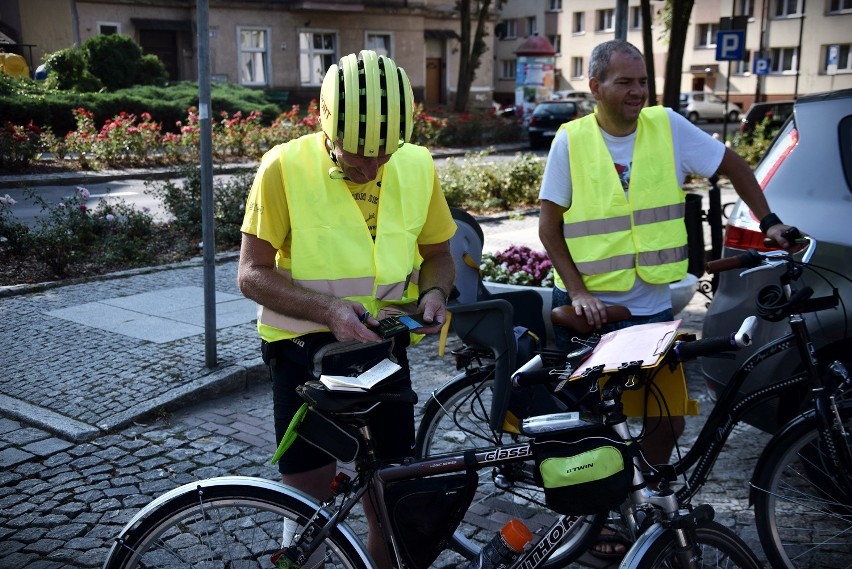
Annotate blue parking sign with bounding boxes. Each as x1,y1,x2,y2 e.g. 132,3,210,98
754,58,770,75
716,30,745,61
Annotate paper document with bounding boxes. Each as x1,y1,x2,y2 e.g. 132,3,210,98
570,320,682,379
320,358,401,391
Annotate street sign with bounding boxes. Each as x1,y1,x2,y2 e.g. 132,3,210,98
754,57,771,75
716,30,745,61
827,44,839,76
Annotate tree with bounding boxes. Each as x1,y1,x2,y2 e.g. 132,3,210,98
640,0,657,105
660,0,695,109
454,0,497,113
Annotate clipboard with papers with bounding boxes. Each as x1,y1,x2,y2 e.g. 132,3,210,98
569,320,682,379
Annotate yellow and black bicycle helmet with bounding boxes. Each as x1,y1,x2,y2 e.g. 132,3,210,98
320,50,414,157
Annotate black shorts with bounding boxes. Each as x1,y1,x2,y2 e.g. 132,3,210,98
269,337,415,475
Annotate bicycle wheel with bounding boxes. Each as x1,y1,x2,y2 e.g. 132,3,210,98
415,368,604,566
103,476,371,569
624,520,762,568
752,402,852,569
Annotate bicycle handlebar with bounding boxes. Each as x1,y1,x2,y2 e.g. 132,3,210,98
672,316,757,361
705,229,812,275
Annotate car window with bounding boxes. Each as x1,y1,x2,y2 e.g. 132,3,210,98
679,94,687,103
694,93,704,102
707,93,724,104
534,102,575,116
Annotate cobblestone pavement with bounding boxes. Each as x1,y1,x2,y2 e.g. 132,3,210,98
0,289,774,568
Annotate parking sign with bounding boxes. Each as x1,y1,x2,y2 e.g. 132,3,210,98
716,30,745,61
754,57,771,75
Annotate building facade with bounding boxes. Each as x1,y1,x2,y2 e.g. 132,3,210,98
493,0,852,109
0,0,496,108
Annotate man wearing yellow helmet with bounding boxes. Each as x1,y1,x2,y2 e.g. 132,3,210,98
238,50,456,567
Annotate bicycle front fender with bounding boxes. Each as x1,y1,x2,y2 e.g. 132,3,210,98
103,475,374,569
617,522,666,569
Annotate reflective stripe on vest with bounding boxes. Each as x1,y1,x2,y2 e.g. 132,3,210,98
257,133,433,340
557,106,687,292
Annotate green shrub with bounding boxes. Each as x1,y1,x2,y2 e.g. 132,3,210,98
134,54,169,86
439,151,544,212
731,117,779,168
83,34,144,91
43,47,85,89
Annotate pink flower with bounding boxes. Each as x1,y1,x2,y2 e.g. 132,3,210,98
77,187,90,200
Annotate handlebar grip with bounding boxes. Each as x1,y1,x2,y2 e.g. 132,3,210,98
673,335,739,361
762,226,803,248
705,250,762,274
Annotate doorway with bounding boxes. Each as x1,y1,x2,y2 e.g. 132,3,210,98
139,29,179,80
425,58,442,107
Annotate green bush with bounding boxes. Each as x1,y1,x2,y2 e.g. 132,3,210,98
439,151,544,212
134,54,169,87
83,34,144,91
42,47,99,92
731,117,779,168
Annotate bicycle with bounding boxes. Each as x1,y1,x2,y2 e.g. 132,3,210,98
417,234,852,568
101,348,760,568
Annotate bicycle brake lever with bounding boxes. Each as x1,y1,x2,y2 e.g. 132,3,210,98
739,256,787,277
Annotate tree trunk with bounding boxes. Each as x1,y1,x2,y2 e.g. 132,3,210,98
454,0,493,113
662,0,693,109
641,0,657,106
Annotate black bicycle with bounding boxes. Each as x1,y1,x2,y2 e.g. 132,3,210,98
416,235,851,568
101,349,760,568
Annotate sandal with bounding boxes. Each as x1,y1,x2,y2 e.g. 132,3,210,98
587,529,631,562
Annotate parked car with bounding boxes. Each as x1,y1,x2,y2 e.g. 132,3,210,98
701,88,852,433
527,99,594,150
679,91,741,123
739,99,795,135
550,90,594,101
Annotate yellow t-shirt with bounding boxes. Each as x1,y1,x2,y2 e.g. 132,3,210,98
241,141,456,267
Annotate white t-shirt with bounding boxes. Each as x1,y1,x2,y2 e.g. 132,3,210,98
538,108,726,315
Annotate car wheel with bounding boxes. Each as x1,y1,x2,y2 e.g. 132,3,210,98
727,110,740,122
688,111,699,123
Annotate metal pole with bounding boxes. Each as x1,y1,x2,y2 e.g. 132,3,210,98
615,0,629,41
793,0,806,99
722,60,731,143
197,0,217,367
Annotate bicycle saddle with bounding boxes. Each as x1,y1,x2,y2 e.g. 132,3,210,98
298,381,418,414
551,305,632,335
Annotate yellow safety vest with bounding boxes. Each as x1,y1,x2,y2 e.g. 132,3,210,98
556,106,688,292
257,134,434,339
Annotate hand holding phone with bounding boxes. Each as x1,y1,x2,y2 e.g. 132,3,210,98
375,314,428,339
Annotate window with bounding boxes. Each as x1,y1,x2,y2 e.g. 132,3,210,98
571,57,584,79
825,43,852,72
548,0,563,12
770,47,798,73
300,31,336,86
365,32,392,57
737,0,755,17
527,17,537,37
734,51,752,74
773,0,801,17
548,34,561,54
829,0,852,13
501,59,516,80
630,6,642,29
97,21,120,35
572,12,585,34
500,19,517,39
238,27,270,86
696,23,719,48
596,9,615,32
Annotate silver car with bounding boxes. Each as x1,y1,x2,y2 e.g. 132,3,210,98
701,88,852,433
679,91,741,123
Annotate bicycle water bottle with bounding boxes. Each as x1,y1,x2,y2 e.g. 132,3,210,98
464,518,533,569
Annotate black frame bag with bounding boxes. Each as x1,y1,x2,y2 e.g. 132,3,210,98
531,427,633,515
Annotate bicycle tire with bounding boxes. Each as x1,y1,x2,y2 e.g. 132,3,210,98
623,520,762,569
102,476,371,569
752,401,852,569
415,368,604,566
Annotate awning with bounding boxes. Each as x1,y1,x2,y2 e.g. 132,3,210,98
131,18,192,32
425,29,460,40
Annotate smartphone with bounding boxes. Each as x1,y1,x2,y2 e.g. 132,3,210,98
375,314,428,338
